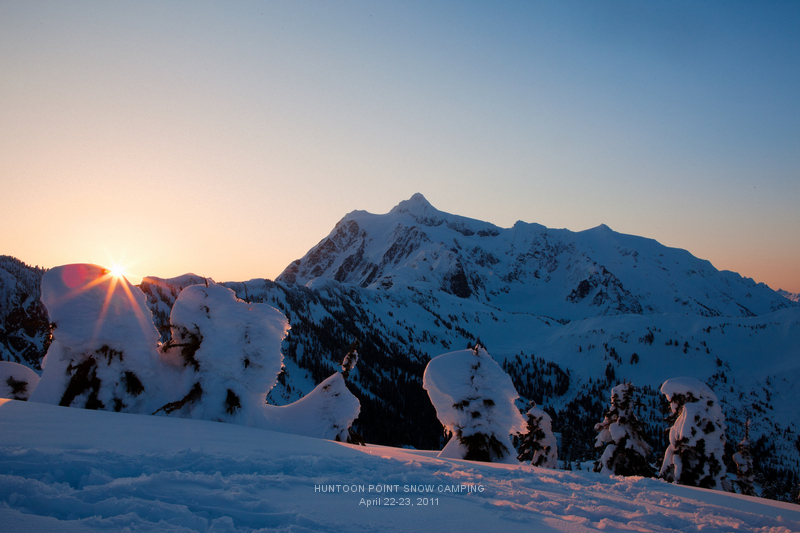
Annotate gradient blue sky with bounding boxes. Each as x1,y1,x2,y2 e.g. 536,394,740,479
2,1,798,291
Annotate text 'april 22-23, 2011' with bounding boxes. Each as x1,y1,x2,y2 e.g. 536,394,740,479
313,483,485,508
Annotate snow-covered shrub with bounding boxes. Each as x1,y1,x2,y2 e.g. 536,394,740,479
0,361,40,400
24,264,358,442
423,345,526,463
593,382,653,477
659,377,731,491
516,403,558,468
155,281,288,425
262,372,360,441
30,264,164,413
733,420,756,496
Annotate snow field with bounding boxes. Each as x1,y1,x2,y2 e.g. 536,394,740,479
2,399,799,533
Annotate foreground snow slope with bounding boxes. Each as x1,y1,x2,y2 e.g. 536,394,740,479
1,399,798,533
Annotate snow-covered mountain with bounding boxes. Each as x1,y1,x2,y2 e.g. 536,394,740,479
778,289,800,303
279,193,791,320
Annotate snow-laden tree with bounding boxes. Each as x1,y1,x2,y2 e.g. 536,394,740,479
155,281,288,425
659,377,731,491
593,382,653,477
26,264,362,442
0,361,40,400
733,419,756,496
423,345,526,463
30,264,165,413
156,281,360,441
516,403,558,468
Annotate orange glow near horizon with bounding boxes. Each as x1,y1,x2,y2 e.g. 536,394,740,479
2,3,799,296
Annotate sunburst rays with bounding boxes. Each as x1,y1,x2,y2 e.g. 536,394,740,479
50,264,156,349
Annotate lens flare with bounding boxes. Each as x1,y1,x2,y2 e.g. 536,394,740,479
109,264,127,279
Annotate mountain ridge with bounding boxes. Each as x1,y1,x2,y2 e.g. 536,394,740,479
278,193,792,320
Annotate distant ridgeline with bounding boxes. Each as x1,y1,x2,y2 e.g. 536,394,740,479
2,194,799,502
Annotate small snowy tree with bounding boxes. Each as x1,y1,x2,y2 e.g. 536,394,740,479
733,419,756,496
423,345,526,463
593,382,653,477
659,377,731,491
30,264,165,413
0,361,40,400
155,281,288,425
516,402,558,468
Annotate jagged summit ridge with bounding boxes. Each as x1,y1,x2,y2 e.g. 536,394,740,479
277,194,793,320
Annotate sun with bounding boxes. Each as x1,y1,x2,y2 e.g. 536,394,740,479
109,264,127,279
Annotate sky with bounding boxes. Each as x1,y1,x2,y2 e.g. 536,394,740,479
1,1,798,292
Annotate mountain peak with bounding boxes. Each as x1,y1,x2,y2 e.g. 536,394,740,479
389,193,437,217
583,223,614,234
